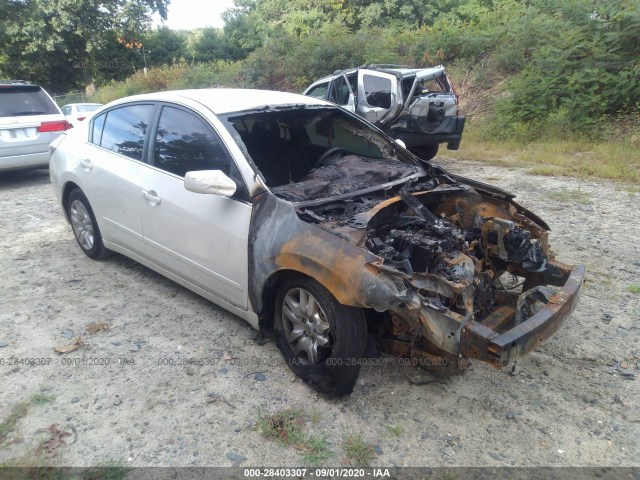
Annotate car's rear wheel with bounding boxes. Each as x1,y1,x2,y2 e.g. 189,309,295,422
67,188,110,259
410,144,439,161
274,275,366,395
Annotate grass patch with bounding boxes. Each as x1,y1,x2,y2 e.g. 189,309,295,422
80,462,129,480
301,433,333,466
384,424,403,437
342,433,376,467
30,393,55,406
440,122,640,184
0,401,29,444
547,188,592,205
257,409,334,466
627,284,640,294
257,409,306,446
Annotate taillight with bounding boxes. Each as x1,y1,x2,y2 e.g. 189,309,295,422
77,116,86,121
38,120,72,133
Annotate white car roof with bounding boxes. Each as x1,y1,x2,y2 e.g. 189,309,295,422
62,103,102,107
105,88,329,115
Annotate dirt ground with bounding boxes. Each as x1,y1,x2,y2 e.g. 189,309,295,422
0,159,638,469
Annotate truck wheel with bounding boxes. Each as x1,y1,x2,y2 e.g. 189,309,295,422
410,144,439,161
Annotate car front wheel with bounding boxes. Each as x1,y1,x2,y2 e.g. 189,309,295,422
67,188,110,259
274,275,366,395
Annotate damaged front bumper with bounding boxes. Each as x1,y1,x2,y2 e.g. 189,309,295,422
378,260,585,373
460,261,585,367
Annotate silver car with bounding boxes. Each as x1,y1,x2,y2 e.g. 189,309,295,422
50,89,584,395
0,80,71,171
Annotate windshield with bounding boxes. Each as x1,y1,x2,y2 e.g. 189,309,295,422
221,106,422,202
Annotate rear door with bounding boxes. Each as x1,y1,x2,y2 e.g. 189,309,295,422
140,103,251,309
356,70,399,124
80,103,156,257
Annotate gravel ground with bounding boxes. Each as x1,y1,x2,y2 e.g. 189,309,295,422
0,161,638,469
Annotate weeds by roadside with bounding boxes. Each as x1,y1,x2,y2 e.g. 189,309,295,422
440,122,640,184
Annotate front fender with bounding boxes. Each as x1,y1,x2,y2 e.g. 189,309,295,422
248,193,402,313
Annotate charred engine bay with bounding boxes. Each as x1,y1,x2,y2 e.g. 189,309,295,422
295,174,550,320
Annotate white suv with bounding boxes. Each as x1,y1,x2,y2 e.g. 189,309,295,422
0,80,71,171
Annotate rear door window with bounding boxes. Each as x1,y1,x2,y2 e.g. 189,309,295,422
98,104,154,161
0,87,59,117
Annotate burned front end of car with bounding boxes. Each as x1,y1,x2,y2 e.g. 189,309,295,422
224,104,584,377
270,168,584,374
360,176,583,372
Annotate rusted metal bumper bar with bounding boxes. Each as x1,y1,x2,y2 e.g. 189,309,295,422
460,264,585,366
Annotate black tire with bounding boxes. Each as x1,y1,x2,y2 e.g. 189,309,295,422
409,144,439,161
66,188,110,259
274,275,366,396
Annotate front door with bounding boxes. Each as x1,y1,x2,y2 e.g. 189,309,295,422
140,104,251,309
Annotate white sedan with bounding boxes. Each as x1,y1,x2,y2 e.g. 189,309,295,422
49,89,584,395
61,103,102,126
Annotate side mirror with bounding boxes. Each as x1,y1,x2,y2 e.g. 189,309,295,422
184,170,237,197
395,139,407,149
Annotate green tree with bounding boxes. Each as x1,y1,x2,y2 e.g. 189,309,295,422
143,27,188,66
2,0,169,90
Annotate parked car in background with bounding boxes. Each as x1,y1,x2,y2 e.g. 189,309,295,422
0,80,71,171
61,103,102,127
50,89,583,395
304,64,465,160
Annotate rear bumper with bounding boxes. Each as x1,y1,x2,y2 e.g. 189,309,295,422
460,262,585,366
0,151,50,171
389,116,466,150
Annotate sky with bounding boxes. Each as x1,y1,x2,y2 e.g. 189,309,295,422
152,0,237,30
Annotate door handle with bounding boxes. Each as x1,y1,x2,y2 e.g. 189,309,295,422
142,189,161,205
79,159,93,171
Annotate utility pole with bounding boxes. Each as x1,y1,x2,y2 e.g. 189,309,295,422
139,47,151,75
